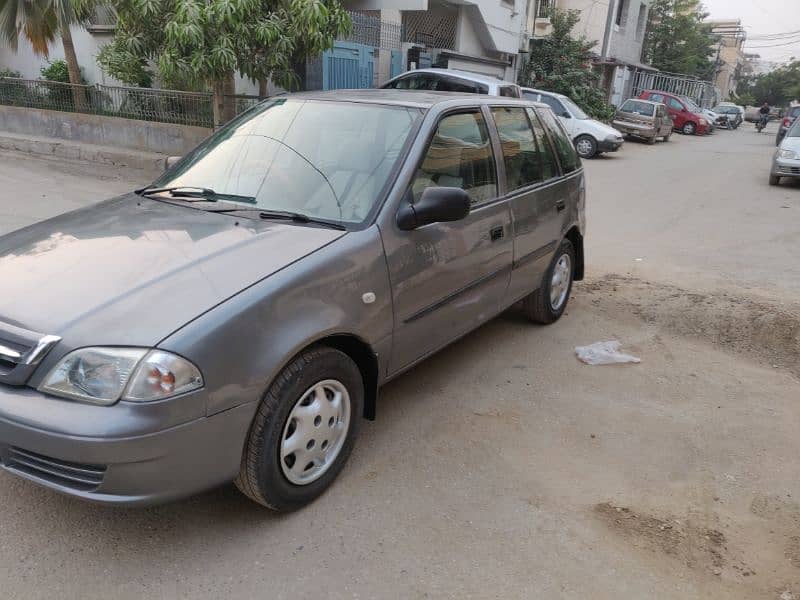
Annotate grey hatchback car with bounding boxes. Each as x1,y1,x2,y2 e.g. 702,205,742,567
0,90,585,510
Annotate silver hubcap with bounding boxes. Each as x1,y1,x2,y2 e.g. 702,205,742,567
550,253,571,310
280,379,350,486
576,139,593,156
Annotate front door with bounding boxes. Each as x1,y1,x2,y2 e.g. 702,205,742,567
381,109,513,373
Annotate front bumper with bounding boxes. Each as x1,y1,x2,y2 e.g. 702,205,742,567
772,157,800,179
598,136,624,152
0,384,256,505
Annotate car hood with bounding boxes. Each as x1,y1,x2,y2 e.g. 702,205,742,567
584,119,623,138
0,195,345,346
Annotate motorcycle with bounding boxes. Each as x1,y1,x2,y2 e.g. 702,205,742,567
756,114,769,133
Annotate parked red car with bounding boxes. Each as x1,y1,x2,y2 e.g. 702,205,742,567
638,90,709,136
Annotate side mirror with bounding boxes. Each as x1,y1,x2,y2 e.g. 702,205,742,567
396,187,471,230
164,156,182,170
561,111,572,119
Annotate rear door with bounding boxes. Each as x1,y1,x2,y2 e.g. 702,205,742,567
655,104,671,134
490,105,565,302
382,108,513,373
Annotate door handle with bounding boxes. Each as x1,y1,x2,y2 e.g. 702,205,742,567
490,226,504,241
556,201,566,212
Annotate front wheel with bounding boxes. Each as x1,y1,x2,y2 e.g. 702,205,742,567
769,174,781,186
521,239,575,324
235,346,364,511
682,122,696,135
574,135,598,159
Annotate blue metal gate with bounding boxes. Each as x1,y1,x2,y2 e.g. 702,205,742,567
322,41,375,90
390,50,404,79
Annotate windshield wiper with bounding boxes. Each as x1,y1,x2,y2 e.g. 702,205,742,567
258,210,346,230
135,186,257,204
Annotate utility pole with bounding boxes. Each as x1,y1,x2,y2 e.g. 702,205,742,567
601,0,618,59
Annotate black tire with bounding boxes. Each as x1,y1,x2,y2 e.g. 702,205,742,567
682,122,696,135
647,135,657,145
662,131,672,142
769,174,781,186
574,135,598,159
235,346,364,511
521,238,575,325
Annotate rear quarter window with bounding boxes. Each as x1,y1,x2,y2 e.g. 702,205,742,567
499,86,521,98
534,107,580,174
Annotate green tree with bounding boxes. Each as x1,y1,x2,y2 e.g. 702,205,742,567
518,8,615,121
98,0,351,124
642,0,717,78
0,0,97,106
738,60,800,106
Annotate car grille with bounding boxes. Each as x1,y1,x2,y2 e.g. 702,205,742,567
0,322,60,386
3,446,106,491
778,166,800,175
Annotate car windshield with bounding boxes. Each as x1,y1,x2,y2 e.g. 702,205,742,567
713,106,736,114
561,97,589,119
151,99,420,224
681,97,703,112
620,100,654,116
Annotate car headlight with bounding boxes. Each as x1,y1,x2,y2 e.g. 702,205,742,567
778,149,799,160
699,119,707,125
39,347,203,405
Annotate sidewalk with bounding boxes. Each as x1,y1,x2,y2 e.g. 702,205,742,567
0,130,166,175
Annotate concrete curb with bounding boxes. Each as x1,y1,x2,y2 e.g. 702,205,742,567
0,132,165,174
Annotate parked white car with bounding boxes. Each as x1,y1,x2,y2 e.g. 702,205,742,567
381,68,521,97
521,87,624,158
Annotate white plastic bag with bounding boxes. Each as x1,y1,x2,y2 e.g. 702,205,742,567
575,341,641,365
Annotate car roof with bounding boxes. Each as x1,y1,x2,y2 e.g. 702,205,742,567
390,68,517,87
284,88,542,110
520,87,566,100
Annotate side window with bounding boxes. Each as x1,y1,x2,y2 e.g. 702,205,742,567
411,111,497,205
390,74,436,90
499,86,520,98
534,107,580,174
668,97,684,111
525,108,559,180
649,93,664,103
539,95,568,118
656,105,665,117
522,91,539,102
436,78,479,93
491,107,542,192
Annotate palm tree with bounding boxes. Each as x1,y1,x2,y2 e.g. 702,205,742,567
0,0,96,107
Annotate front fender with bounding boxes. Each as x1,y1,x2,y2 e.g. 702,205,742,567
158,226,393,417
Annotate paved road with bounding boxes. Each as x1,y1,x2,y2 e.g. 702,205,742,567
0,128,798,600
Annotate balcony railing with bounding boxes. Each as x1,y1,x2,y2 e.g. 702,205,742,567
536,0,555,19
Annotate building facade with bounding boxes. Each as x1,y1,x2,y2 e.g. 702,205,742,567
708,19,746,101
524,0,653,105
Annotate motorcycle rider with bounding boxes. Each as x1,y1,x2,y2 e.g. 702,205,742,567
757,102,770,130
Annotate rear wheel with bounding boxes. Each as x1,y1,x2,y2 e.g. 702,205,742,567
682,122,696,135
574,135,598,159
521,239,575,325
662,131,672,142
769,174,781,186
235,346,363,511
647,135,657,145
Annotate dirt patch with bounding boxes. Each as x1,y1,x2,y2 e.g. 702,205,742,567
579,275,800,376
593,503,730,574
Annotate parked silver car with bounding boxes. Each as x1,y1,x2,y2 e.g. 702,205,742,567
0,91,585,510
770,116,800,186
